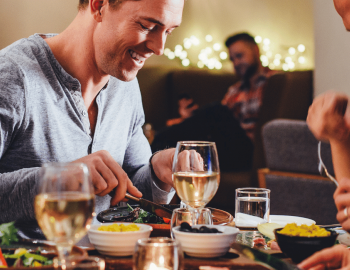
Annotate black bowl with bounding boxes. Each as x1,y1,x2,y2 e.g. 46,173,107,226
274,228,338,263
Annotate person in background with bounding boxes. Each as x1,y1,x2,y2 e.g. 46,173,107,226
166,93,199,126
152,32,277,171
0,0,184,238
298,1,350,269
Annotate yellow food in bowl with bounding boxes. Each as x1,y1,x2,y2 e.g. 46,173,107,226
278,223,330,237
98,223,140,232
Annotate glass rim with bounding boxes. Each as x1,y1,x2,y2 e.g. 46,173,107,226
176,141,216,146
236,187,270,194
137,237,179,247
42,162,88,169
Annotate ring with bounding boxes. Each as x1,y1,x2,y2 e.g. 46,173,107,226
344,207,349,219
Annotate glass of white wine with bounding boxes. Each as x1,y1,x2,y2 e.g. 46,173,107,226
172,141,220,223
34,163,95,266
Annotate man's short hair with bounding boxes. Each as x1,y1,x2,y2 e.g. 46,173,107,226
225,32,257,48
78,0,123,10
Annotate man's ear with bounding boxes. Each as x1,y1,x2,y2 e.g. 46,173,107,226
91,0,104,22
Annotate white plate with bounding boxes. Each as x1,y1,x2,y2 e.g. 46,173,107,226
234,214,316,228
269,215,316,226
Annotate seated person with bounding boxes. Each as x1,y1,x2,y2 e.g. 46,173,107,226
298,2,350,268
166,93,199,126
152,32,277,171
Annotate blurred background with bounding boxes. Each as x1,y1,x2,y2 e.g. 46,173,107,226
0,0,349,96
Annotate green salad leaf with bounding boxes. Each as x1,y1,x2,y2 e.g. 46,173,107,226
0,221,19,246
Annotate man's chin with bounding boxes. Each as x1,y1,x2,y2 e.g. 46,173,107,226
113,69,139,82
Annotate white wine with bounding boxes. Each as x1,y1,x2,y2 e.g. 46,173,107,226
173,172,220,208
35,192,94,246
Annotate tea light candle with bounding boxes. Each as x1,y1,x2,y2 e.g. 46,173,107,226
147,262,171,270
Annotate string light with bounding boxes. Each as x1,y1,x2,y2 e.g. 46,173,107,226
220,51,228,60
164,48,171,56
213,43,221,51
288,47,296,55
298,56,306,64
298,44,306,52
182,59,190,67
205,35,213,42
255,36,262,44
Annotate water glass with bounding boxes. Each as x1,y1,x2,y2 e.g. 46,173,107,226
133,238,183,270
235,188,270,229
170,208,212,239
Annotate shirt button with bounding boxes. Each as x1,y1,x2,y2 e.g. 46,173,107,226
82,110,87,116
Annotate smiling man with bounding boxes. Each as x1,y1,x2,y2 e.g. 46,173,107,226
0,0,184,238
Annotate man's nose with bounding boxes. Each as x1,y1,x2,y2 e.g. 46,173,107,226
146,32,166,56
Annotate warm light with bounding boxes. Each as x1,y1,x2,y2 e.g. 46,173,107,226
275,54,282,59
262,61,269,67
205,35,213,42
190,35,200,46
182,59,190,66
195,192,199,197
174,50,181,57
263,38,270,45
255,36,262,44
197,61,204,68
269,63,275,70
273,59,281,66
262,45,269,52
298,44,306,52
198,53,207,61
266,51,272,57
215,61,222,70
168,52,175,60
285,57,292,63
205,47,213,54
220,51,228,60
208,59,215,69
288,61,295,69
184,40,192,49
159,255,165,265
282,63,289,71
180,51,187,59
175,45,183,52
260,55,268,62
298,56,306,64
164,48,171,56
288,47,296,55
213,43,221,51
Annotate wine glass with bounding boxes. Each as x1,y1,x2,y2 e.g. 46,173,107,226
34,163,95,266
172,141,220,223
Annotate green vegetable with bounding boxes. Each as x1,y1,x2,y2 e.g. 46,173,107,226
24,252,48,262
0,222,18,246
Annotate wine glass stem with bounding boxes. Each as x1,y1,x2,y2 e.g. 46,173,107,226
56,244,73,265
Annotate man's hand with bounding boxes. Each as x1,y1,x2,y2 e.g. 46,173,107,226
72,150,142,206
334,178,350,232
307,91,350,143
298,245,350,270
151,149,176,192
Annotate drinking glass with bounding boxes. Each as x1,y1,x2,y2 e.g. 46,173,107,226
34,163,95,266
172,141,220,223
235,188,270,229
170,208,212,239
133,238,183,270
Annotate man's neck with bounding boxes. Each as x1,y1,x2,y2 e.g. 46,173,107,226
44,11,109,109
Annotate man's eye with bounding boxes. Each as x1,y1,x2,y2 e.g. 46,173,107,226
140,23,152,31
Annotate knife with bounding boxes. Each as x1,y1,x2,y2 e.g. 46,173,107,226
231,243,301,270
125,193,173,219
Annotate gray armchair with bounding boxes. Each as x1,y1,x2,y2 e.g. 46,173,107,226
259,119,338,225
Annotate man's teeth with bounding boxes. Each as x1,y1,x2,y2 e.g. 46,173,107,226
129,50,145,63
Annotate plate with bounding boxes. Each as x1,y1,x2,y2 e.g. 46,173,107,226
269,215,316,226
234,214,316,229
97,205,233,237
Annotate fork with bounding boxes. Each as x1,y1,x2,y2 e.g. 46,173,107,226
318,141,339,187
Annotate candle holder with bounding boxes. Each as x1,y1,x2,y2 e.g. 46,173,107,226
133,238,184,270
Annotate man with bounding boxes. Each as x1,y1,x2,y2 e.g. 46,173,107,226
0,0,184,238
152,32,276,171
297,1,350,269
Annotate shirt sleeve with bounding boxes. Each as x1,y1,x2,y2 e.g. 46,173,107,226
122,80,175,204
0,55,41,224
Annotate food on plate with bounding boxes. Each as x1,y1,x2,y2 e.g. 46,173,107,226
178,222,222,233
257,222,283,239
98,223,140,232
278,223,330,237
1,247,53,267
123,204,168,224
0,222,18,246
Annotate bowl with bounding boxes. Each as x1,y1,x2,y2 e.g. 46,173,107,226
87,223,152,257
172,225,239,258
274,228,338,263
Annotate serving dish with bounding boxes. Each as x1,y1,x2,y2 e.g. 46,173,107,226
87,223,152,257
172,225,239,258
274,228,338,263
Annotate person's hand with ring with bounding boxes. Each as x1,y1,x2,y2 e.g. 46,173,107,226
334,178,350,232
